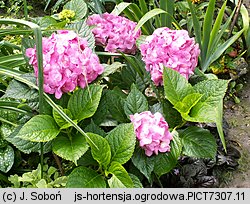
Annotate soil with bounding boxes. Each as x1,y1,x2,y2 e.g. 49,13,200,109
217,0,250,188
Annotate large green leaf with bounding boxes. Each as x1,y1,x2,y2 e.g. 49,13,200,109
174,93,203,115
129,173,143,188
131,146,154,182
4,76,38,100
52,133,89,165
106,88,128,123
124,84,148,118
86,133,111,169
64,0,87,20
187,79,229,122
2,124,51,154
52,106,74,130
84,120,106,137
0,145,14,173
163,67,194,105
106,123,136,164
66,166,106,188
67,20,95,50
180,126,217,159
153,131,182,177
67,85,103,122
107,161,133,188
16,115,60,142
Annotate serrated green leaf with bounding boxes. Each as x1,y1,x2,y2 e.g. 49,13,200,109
86,133,111,169
0,145,14,173
52,133,89,165
101,62,125,78
153,131,182,177
64,0,87,20
131,146,154,182
106,89,128,123
68,85,103,122
67,20,95,50
52,106,73,129
180,126,217,159
129,173,143,188
66,166,106,188
174,93,203,114
187,79,229,122
4,77,38,100
106,123,136,164
84,120,106,137
17,115,60,142
107,162,133,188
163,67,194,105
124,84,148,118
2,124,51,154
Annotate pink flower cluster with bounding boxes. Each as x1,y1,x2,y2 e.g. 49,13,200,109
87,13,141,54
140,27,200,85
26,30,104,99
130,111,173,157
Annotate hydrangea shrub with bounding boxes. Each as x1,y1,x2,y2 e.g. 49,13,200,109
26,30,104,99
140,27,200,85
87,13,141,54
130,111,173,157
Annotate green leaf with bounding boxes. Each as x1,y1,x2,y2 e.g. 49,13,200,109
202,0,216,61
131,146,154,182
52,133,89,165
101,62,125,78
187,79,229,122
154,131,182,177
106,89,128,123
84,120,106,137
67,20,95,50
106,123,136,164
0,145,14,173
16,115,60,142
163,67,194,105
111,2,132,15
216,99,226,152
66,166,106,188
129,173,143,188
52,106,74,129
68,85,103,122
107,161,133,188
174,93,203,115
86,133,111,169
64,0,87,20
2,124,51,154
180,126,217,159
124,84,148,118
4,77,38,100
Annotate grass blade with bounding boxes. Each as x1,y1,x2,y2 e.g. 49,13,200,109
202,0,215,62
207,0,227,57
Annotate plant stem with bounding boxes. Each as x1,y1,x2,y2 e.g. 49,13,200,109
228,0,243,38
40,143,44,178
53,153,65,176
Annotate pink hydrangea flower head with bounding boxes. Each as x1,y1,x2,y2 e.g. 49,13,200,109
87,12,141,54
26,30,104,99
140,27,200,86
130,111,173,157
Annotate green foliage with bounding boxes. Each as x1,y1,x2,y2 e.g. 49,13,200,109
180,126,217,159
66,166,106,188
106,123,136,165
163,67,228,150
68,84,103,122
0,145,14,173
16,115,60,142
124,84,148,118
64,0,87,20
52,133,89,165
9,164,67,188
86,133,111,169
